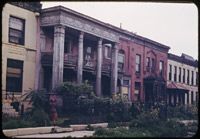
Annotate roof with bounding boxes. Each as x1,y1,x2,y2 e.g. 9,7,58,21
42,5,170,52
167,81,188,91
181,53,195,61
168,53,198,68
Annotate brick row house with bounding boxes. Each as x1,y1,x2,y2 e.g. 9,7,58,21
36,5,170,105
2,3,198,116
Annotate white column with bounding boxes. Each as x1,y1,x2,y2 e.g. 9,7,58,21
96,38,103,96
52,25,65,90
77,31,84,84
110,43,119,95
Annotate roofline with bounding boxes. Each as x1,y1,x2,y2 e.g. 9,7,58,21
168,53,198,67
42,5,170,50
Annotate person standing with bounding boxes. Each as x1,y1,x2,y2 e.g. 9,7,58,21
49,98,57,126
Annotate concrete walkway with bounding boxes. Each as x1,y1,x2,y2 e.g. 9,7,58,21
15,131,95,138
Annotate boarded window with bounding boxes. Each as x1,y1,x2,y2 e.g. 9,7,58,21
6,59,23,92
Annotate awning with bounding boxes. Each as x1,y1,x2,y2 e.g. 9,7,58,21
167,81,189,91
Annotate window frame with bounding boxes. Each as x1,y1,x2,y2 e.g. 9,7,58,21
169,64,172,81
187,70,190,84
134,82,141,102
136,54,141,74
146,57,150,72
118,50,125,71
104,44,111,59
159,61,164,77
179,67,181,82
6,59,23,92
174,66,177,82
9,16,25,45
183,68,185,83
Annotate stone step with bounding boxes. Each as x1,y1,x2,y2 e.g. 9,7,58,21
55,127,73,133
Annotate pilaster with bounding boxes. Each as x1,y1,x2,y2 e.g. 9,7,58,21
110,43,119,95
52,25,65,89
96,38,103,96
77,31,84,84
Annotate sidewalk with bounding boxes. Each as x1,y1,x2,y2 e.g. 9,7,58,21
15,130,95,138
3,123,108,138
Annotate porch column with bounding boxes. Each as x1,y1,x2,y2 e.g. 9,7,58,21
110,43,119,95
52,25,65,90
77,31,84,84
96,38,103,96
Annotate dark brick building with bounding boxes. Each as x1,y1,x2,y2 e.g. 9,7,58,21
36,5,170,104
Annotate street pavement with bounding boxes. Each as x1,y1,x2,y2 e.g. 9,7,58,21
15,130,95,138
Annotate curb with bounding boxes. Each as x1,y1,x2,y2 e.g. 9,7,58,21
3,123,108,137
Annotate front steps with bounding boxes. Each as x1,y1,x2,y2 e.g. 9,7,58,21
2,99,20,117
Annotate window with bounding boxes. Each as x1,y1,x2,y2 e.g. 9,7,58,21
6,59,23,92
191,91,194,104
9,16,25,45
64,37,72,54
105,44,111,59
187,70,190,84
151,58,155,73
174,66,177,82
191,71,194,85
123,80,129,86
179,67,181,82
196,72,198,86
118,50,125,71
84,46,93,59
146,57,150,72
159,61,164,77
136,54,141,73
169,65,172,80
196,92,198,102
134,82,140,102
183,68,185,83
187,92,189,104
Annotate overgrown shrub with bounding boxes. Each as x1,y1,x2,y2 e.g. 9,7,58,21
31,108,50,126
2,119,37,130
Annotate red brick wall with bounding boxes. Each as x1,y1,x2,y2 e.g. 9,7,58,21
119,39,168,102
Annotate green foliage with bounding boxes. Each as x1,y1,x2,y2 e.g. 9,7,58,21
167,104,198,120
94,127,153,137
2,119,37,129
129,108,188,137
22,89,48,111
31,108,50,126
57,81,93,98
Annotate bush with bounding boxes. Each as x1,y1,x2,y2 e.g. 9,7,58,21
31,108,50,126
94,127,153,137
2,119,37,130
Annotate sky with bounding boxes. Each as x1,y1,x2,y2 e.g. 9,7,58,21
42,2,198,60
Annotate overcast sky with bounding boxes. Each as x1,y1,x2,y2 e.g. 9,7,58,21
42,2,198,60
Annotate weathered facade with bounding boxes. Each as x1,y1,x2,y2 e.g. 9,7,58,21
167,53,198,105
37,5,170,104
2,2,42,115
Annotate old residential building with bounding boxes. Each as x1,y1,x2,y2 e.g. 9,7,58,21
167,53,198,105
37,5,170,104
2,2,41,116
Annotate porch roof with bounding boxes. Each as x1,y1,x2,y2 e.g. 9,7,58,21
167,81,188,91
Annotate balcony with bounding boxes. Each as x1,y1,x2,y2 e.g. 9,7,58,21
41,52,53,65
64,54,78,67
41,52,77,67
83,58,96,70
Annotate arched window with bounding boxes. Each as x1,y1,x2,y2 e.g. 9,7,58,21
118,50,125,71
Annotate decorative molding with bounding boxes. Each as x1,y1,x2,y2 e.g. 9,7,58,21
8,2,42,12
41,13,119,42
